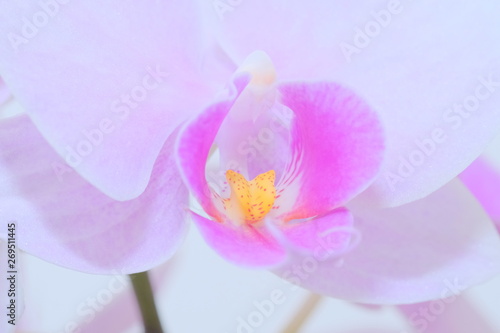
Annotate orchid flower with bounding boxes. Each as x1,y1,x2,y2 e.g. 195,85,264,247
1,1,500,306
176,51,500,303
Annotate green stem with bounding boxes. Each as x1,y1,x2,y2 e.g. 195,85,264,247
281,293,322,333
129,271,165,333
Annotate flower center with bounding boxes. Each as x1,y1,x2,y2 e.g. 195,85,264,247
223,170,276,223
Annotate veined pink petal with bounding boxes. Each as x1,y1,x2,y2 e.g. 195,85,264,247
275,180,500,304
0,115,188,274
0,2,217,200
459,157,500,226
278,208,354,257
190,212,286,267
203,0,500,207
176,75,250,221
278,82,384,220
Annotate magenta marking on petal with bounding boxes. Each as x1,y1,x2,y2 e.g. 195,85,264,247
277,82,385,220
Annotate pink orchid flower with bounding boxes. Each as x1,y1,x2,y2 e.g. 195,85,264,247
1,1,500,305
176,51,500,303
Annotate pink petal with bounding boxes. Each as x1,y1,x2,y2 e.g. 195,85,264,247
0,115,188,274
190,212,286,267
176,75,250,220
278,208,355,257
277,82,384,220
274,180,500,304
0,2,217,200
203,1,500,207
199,2,352,81
459,157,500,226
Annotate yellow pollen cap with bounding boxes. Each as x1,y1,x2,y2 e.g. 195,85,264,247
223,170,277,223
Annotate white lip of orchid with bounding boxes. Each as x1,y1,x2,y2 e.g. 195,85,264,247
236,50,277,88
208,51,296,224
229,51,279,123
